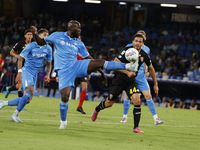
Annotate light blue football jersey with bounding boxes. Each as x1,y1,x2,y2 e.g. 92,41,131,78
20,42,52,74
44,32,89,71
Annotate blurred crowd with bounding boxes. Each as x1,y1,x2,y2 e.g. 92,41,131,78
0,14,200,104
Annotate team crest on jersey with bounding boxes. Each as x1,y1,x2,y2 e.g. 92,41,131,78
43,49,47,53
109,94,113,99
140,57,144,62
60,41,65,45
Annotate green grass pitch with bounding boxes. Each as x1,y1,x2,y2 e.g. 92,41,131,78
0,93,200,150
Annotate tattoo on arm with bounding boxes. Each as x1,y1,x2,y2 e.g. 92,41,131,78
18,56,24,70
46,61,52,76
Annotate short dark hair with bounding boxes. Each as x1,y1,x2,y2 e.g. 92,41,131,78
38,28,49,35
132,34,145,42
24,29,32,35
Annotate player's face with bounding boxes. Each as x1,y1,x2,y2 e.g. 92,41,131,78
69,22,81,38
39,32,49,39
132,37,144,51
24,32,33,41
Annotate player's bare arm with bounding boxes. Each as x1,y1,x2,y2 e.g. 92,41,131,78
44,61,52,83
148,64,159,96
114,57,136,77
15,56,24,83
31,26,46,46
10,49,20,59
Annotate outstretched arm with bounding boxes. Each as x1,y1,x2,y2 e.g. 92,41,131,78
31,26,46,46
148,64,159,96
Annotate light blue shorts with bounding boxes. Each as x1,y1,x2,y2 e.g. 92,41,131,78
136,74,150,92
57,59,91,90
21,67,37,92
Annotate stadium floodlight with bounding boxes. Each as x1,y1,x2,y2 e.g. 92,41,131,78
160,4,177,7
85,0,101,4
119,2,126,5
195,6,200,9
53,0,68,2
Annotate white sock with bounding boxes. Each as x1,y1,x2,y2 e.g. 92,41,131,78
14,110,19,116
5,101,8,106
153,114,158,121
123,115,127,118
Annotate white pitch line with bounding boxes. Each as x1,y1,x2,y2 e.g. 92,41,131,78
1,110,200,124
0,118,199,128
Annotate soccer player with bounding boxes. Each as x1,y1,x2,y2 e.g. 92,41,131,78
76,36,90,114
75,76,90,114
120,30,164,125
0,28,52,122
31,20,137,129
5,29,33,98
91,33,158,134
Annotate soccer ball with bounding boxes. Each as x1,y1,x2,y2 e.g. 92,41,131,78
125,48,139,62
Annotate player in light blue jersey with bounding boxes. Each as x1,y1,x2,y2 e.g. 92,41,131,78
0,28,52,122
31,20,138,129
121,30,164,125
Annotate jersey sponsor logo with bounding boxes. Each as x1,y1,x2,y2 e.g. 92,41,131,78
32,53,46,57
109,94,113,99
60,41,78,50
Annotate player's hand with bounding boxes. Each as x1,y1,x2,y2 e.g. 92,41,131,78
127,72,136,77
44,75,50,83
15,73,22,83
31,26,38,34
154,85,159,96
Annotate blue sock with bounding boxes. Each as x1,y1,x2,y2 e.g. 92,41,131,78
123,98,130,115
146,98,157,116
16,93,33,112
103,61,126,70
60,101,68,121
8,98,20,106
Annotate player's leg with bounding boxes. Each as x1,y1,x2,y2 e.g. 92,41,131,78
130,93,144,134
126,82,144,134
5,84,18,98
17,81,23,97
120,95,130,123
87,59,137,73
11,85,34,122
77,78,87,114
59,86,71,129
91,84,123,122
142,90,164,125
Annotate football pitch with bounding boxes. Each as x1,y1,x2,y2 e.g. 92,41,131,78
0,94,199,150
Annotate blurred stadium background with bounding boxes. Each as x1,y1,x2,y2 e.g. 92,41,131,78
0,0,200,108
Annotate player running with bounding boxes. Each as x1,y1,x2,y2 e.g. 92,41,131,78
91,33,158,134
31,20,138,129
121,30,164,125
0,28,52,122
5,29,33,98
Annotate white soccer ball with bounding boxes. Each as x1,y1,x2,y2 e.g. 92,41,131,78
125,48,139,62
